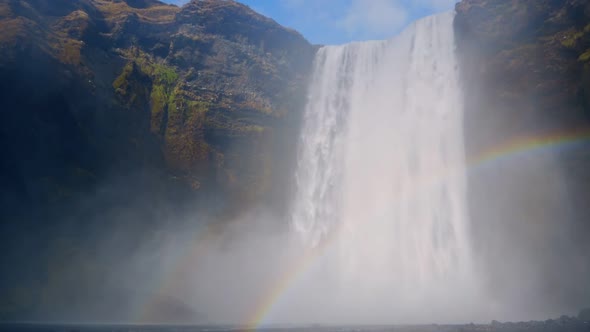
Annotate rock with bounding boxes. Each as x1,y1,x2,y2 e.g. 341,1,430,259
455,0,590,312
0,0,315,216
0,0,314,321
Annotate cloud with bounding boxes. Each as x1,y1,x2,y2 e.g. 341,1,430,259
338,0,408,41
160,0,459,44
418,0,458,10
164,0,189,5
269,0,457,43
282,0,307,9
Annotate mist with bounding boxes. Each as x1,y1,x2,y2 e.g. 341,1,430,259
3,4,590,329
34,148,587,325
460,53,590,323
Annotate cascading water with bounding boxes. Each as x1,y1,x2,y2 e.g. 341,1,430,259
288,12,482,323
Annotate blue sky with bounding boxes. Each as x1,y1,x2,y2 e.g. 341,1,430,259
162,0,458,45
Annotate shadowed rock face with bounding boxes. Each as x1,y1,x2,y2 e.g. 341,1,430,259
0,0,314,214
456,0,590,153
0,0,314,321
0,0,316,217
455,0,590,316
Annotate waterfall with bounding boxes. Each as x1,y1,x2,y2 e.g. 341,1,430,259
288,12,480,323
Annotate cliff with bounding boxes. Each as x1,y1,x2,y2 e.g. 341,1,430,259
0,0,315,219
455,0,590,314
0,0,314,321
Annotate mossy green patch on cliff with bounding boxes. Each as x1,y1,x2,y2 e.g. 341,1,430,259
579,49,590,62
149,84,167,134
164,93,211,174
244,124,265,134
120,49,179,83
115,51,220,176
113,49,185,136
147,64,179,135
153,63,178,85
113,62,134,95
561,29,584,48
165,91,210,136
113,50,216,174
558,24,590,49
112,61,151,110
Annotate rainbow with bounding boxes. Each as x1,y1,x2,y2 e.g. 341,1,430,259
136,127,590,330
467,127,590,170
470,128,590,169
243,127,590,330
243,234,338,330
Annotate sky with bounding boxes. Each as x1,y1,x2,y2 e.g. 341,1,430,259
162,0,458,45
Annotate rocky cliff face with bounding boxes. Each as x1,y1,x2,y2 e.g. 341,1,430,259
455,0,590,315
0,0,314,321
0,0,314,219
456,0,590,152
